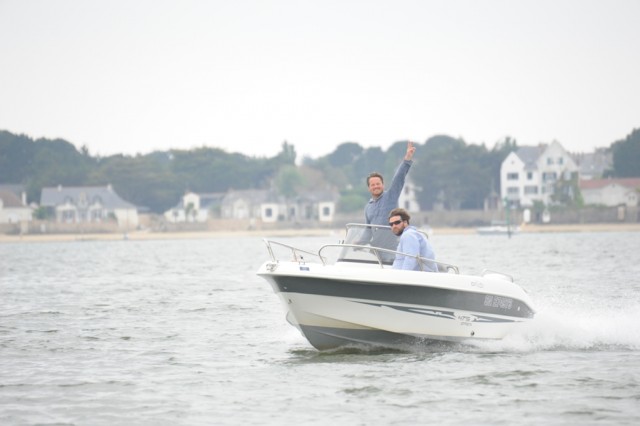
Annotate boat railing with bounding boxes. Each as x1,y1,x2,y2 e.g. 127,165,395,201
263,238,459,273
263,239,327,264
318,243,460,274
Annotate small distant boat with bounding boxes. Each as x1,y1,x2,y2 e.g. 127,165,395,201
476,220,520,236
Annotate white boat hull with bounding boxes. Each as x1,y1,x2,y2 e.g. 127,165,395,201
258,260,535,350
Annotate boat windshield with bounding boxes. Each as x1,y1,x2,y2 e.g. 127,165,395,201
338,223,399,265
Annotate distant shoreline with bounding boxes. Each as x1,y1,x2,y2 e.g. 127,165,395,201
1,222,639,244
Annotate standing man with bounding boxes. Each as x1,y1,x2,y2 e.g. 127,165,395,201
365,141,415,226
388,208,436,272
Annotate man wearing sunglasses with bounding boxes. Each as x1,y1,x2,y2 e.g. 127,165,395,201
388,208,437,272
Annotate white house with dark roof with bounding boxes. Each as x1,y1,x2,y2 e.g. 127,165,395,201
164,188,338,224
164,191,225,223
40,185,139,228
0,185,32,223
291,190,339,223
500,141,579,207
221,189,273,220
579,178,640,207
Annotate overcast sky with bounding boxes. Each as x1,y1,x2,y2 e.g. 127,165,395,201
1,0,638,160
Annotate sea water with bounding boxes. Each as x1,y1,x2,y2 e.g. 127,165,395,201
1,231,639,425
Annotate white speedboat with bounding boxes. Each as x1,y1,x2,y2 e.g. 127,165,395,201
257,223,535,350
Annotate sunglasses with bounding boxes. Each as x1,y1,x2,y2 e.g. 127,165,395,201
388,219,403,226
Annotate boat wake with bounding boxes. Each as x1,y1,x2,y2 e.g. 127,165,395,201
467,306,640,353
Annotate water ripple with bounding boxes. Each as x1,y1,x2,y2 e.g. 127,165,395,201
1,234,639,425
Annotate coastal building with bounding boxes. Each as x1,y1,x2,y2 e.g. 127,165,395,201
40,185,139,229
579,178,640,207
164,191,225,223
165,188,338,224
500,141,579,207
0,184,32,223
222,188,339,223
222,189,338,224
398,178,421,213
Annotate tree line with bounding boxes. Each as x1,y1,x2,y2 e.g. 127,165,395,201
1,128,638,214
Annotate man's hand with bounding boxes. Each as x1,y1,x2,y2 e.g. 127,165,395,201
404,141,416,161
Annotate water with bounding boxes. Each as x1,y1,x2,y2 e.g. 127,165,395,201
1,232,639,425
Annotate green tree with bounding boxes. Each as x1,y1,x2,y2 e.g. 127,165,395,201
410,135,516,210
352,146,386,186
275,165,304,198
611,128,640,177
412,136,467,209
551,172,583,207
89,154,183,212
338,189,368,213
327,142,363,167
0,132,95,202
273,141,297,166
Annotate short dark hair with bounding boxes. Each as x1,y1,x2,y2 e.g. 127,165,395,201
388,208,410,224
366,172,384,186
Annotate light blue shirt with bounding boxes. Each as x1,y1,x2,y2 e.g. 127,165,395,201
364,160,412,226
392,225,437,272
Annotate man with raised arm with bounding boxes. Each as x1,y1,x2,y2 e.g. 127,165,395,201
364,141,416,226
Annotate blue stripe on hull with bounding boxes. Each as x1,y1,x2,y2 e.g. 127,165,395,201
272,275,534,319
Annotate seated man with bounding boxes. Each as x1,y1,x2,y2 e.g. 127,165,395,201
388,208,437,272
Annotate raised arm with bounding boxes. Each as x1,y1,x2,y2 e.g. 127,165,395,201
404,141,416,161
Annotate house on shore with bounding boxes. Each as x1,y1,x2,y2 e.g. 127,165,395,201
222,188,338,224
500,141,579,207
164,188,338,225
579,178,640,207
164,191,225,223
398,178,421,213
0,184,32,223
40,185,139,229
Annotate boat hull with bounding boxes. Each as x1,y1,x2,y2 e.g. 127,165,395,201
258,261,535,350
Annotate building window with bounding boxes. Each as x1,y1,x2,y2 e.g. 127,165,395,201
62,210,75,222
524,186,538,194
507,187,519,195
507,173,519,180
322,206,331,216
527,172,533,180
558,157,564,165
542,172,557,182
547,157,553,165
264,207,273,218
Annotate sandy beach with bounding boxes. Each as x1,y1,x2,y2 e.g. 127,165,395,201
1,222,639,244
